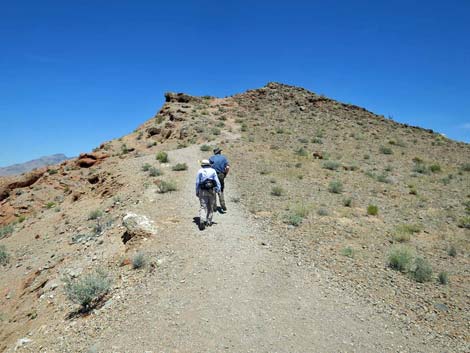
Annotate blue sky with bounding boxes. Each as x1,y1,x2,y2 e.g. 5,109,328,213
1,0,469,166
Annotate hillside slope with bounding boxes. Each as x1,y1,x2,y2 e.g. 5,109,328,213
0,83,468,352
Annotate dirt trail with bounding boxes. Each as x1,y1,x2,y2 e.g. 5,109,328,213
68,144,443,353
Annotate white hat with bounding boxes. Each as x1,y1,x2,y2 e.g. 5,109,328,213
200,159,211,166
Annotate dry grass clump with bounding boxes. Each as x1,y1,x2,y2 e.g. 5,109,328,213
409,257,433,283
438,271,449,285
322,161,340,170
271,186,284,196
388,246,414,272
149,167,163,177
0,224,14,240
367,204,378,216
64,269,111,311
132,252,147,269
200,144,211,151
172,163,188,171
156,151,169,163
457,216,470,229
157,180,177,193
328,180,343,194
0,245,9,265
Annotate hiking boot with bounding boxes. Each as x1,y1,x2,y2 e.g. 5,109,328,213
198,220,206,230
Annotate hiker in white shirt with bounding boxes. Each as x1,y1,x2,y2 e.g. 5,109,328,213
195,159,221,230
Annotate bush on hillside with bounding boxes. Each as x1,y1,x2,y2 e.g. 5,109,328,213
409,257,433,283
367,205,378,216
322,161,340,170
0,224,14,240
328,180,343,194
64,269,111,310
388,246,414,272
0,245,9,265
157,180,177,193
172,163,188,171
156,151,169,163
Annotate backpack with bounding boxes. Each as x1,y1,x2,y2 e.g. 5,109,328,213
200,178,216,190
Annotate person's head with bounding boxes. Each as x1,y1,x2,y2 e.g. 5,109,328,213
213,147,222,155
200,159,211,168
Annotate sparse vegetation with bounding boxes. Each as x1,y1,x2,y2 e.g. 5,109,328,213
328,180,343,194
142,163,152,171
322,161,340,170
379,146,393,155
447,245,457,257
413,163,429,174
409,257,433,283
172,163,188,171
341,246,354,258
317,207,329,216
388,246,414,272
295,147,308,157
132,252,147,269
157,180,177,193
88,210,103,220
200,144,211,152
0,224,14,239
0,245,9,265
438,271,449,285
429,163,441,173
64,269,112,310
367,204,378,216
156,151,169,163
460,163,470,172
343,197,352,207
271,186,284,196
45,202,56,209
457,216,470,229
149,167,163,177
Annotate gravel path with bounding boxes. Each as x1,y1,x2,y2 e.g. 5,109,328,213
83,145,446,353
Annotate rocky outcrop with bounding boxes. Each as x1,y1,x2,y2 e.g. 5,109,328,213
76,152,109,168
0,169,46,201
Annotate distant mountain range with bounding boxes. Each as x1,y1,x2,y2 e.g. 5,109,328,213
0,154,70,176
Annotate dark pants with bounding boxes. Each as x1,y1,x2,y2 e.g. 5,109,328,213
217,172,225,192
216,172,226,209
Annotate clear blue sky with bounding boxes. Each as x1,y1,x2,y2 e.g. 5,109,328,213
1,0,469,166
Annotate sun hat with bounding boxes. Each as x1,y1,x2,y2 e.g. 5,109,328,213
200,159,211,166
213,147,222,154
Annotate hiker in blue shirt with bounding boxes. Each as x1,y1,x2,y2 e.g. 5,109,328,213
195,159,221,230
209,147,230,211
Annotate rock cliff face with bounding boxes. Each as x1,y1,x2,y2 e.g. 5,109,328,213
0,154,70,176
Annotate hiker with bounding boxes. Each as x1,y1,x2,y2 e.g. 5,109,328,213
195,159,221,230
209,147,230,211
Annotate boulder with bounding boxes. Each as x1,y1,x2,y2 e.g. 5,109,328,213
76,152,108,168
122,213,157,244
147,127,161,137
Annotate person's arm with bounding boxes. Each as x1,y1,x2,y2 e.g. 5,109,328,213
213,170,222,193
195,171,201,196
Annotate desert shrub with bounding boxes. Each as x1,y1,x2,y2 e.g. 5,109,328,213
438,271,449,285
464,201,470,215
412,163,429,174
341,246,354,258
409,257,433,283
156,151,169,163
379,146,393,155
172,163,188,171
458,216,470,229
393,232,410,243
322,161,340,170
88,210,102,220
0,245,9,265
295,147,308,157
447,244,457,257
317,208,329,216
376,174,391,184
0,224,14,239
200,144,211,152
157,180,177,193
367,204,378,216
48,169,58,175
298,138,309,144
343,197,352,207
363,154,370,160
141,163,152,172
271,186,284,196
211,127,221,135
46,202,56,209
148,167,163,177
460,163,470,172
17,215,26,223
284,214,303,227
295,162,302,168
64,269,111,310
397,224,421,234
132,252,146,269
388,246,414,272
328,180,343,194
408,185,418,195
276,127,285,134
311,137,323,144
429,164,441,173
